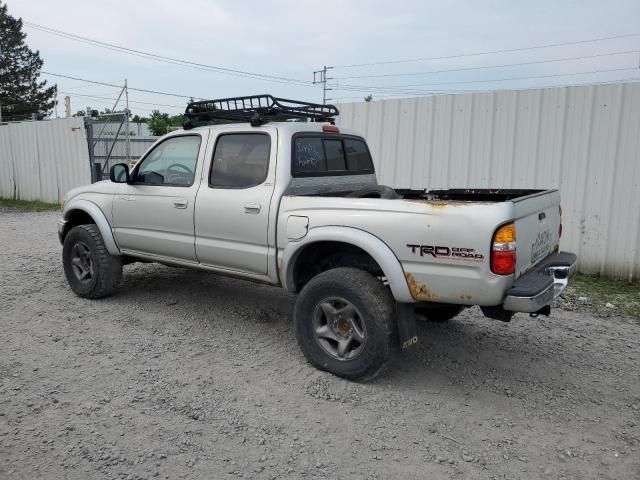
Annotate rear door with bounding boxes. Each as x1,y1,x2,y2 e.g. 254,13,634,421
512,190,562,276
112,133,207,262
194,129,277,275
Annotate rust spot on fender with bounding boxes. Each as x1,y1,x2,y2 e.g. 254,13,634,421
405,273,439,301
406,199,449,209
277,260,284,283
405,199,492,209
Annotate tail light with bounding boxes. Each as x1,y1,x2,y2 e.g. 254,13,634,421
491,222,516,275
559,205,563,238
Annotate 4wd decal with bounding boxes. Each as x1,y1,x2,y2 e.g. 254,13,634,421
407,244,484,261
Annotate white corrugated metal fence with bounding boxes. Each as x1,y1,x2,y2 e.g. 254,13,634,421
0,117,91,203
337,82,640,280
1,86,638,280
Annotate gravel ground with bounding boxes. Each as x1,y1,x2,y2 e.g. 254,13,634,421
1,210,639,480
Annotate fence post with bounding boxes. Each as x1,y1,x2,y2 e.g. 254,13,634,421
125,79,130,165
84,107,97,183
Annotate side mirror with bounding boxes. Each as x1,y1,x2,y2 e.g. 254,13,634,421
110,163,130,183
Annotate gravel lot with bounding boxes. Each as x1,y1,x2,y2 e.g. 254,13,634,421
1,210,639,480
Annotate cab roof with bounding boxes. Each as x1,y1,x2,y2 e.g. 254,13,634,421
178,121,362,138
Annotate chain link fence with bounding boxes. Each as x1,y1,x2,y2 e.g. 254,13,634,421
85,110,157,181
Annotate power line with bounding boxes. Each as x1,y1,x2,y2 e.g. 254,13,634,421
333,32,640,68
332,50,640,80
42,71,198,99
62,97,158,114
57,90,186,109
331,66,639,93
25,21,314,87
333,76,640,102
53,81,125,93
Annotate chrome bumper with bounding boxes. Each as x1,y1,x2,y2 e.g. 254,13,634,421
503,252,578,313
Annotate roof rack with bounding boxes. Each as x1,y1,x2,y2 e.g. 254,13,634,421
183,94,339,129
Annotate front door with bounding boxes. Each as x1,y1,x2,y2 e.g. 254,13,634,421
194,130,276,275
112,133,207,262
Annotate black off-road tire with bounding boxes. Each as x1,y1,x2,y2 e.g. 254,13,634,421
62,224,122,299
294,267,396,382
416,305,463,323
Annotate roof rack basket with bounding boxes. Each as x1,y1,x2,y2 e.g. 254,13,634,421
183,94,339,128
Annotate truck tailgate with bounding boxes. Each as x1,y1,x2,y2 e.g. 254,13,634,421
512,190,561,278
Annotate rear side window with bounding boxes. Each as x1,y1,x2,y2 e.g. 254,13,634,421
293,135,374,177
210,133,270,188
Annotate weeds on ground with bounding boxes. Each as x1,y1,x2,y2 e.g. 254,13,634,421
0,197,60,212
559,274,640,320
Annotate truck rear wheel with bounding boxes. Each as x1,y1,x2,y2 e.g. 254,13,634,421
62,224,122,299
294,267,396,382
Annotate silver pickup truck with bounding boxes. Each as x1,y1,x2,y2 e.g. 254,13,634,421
58,95,577,381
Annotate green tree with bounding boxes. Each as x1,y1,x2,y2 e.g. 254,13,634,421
364,95,373,102
146,111,185,135
0,1,56,121
148,110,170,136
169,114,184,127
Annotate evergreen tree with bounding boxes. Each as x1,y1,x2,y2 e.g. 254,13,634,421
0,1,57,121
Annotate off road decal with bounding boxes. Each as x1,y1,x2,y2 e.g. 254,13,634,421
531,229,552,265
407,244,484,261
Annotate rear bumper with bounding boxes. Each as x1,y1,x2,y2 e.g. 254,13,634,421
503,252,577,313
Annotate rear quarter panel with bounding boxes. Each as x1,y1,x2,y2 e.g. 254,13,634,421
279,196,516,306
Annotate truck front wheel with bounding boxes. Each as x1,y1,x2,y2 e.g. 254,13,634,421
62,224,122,299
294,267,396,382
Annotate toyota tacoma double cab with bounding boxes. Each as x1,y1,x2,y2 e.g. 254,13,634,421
58,95,577,381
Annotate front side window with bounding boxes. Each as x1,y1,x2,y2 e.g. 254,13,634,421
134,135,201,186
210,133,270,188
293,135,374,176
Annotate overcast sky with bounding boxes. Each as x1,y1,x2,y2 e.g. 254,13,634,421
6,0,640,117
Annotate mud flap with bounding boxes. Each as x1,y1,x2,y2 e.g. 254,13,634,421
395,303,419,351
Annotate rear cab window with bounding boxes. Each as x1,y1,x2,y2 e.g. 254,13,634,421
292,134,374,177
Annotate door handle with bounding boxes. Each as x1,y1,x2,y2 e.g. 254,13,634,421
173,198,188,209
244,203,261,214
119,196,136,201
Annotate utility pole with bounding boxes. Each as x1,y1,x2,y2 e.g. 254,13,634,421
64,96,71,117
313,66,334,104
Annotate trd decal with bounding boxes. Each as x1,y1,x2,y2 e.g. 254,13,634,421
407,244,484,261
